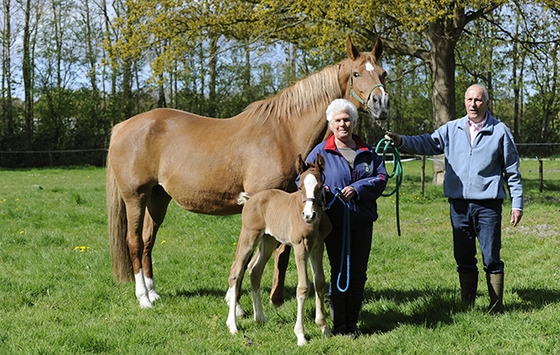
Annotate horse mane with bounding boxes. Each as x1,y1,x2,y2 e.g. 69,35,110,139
242,63,344,123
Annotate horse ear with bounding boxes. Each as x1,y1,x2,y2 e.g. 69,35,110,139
316,153,325,173
346,36,359,60
296,154,307,174
372,37,383,61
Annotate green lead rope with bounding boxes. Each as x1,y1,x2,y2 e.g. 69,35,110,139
375,138,403,236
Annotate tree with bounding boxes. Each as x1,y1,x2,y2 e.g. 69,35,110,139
1,0,14,143
20,0,42,150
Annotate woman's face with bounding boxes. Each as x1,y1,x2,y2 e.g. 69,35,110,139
330,111,354,141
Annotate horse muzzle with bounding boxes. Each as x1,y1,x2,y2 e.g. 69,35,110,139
367,91,390,121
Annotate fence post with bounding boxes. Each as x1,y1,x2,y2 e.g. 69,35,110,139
420,155,426,196
538,157,543,193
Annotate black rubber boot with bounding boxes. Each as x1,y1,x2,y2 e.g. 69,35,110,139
346,294,363,337
486,273,504,314
459,271,479,307
329,294,350,336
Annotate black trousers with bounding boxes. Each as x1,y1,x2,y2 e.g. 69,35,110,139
325,220,373,298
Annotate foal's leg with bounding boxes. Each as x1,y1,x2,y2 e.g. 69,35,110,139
310,243,331,337
226,228,262,334
141,185,172,303
270,244,291,307
249,235,277,323
292,244,310,346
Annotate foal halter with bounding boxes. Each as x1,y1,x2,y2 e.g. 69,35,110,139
349,67,385,107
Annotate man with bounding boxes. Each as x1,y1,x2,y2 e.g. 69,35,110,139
385,84,523,313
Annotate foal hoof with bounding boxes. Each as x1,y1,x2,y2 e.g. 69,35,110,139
139,298,153,309
235,303,246,318
148,290,160,303
296,334,308,346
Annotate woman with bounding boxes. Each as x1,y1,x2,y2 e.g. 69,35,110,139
304,98,388,336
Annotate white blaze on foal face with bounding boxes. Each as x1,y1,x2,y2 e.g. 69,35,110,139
302,172,319,223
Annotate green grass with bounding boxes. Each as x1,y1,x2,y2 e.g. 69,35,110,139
0,160,559,354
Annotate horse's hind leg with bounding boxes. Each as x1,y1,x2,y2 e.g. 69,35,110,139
123,192,152,308
226,228,262,334
270,243,291,308
249,235,277,323
142,185,172,303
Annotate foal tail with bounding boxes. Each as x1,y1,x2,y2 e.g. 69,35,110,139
106,148,134,283
236,192,252,206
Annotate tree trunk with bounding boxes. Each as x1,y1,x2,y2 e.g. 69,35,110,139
2,0,13,137
425,22,458,185
23,0,34,150
208,34,218,117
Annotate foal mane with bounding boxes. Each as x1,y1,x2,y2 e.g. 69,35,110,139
242,63,345,123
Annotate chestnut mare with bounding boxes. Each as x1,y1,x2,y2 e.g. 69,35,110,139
226,154,331,345
107,37,389,309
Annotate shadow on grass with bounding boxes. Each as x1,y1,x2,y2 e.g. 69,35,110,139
359,288,460,334
511,287,560,311
162,284,560,335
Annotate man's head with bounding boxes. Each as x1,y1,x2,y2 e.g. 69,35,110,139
464,84,490,122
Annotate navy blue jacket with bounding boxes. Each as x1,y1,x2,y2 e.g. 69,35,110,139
304,134,388,226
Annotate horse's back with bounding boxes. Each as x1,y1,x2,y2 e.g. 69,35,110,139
242,189,311,245
107,108,247,211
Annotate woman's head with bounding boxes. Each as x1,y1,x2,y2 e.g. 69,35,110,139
326,99,358,126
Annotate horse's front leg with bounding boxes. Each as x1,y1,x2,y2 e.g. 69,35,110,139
293,245,310,346
310,243,331,337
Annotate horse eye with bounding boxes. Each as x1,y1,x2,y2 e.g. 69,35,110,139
353,72,360,78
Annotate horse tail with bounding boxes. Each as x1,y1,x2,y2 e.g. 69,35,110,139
106,139,134,283
236,192,252,205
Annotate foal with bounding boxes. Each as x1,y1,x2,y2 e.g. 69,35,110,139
225,154,332,346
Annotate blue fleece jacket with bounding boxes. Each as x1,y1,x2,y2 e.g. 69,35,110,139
304,134,388,225
399,111,523,210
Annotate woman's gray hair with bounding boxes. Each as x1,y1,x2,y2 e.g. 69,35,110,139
326,99,358,125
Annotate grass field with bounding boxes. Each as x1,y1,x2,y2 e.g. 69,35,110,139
0,159,559,354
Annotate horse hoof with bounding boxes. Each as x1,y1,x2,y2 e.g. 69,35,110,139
226,322,238,335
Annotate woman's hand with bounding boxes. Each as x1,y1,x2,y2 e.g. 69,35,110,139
339,186,356,200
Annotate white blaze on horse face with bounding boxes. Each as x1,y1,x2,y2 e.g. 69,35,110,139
302,173,319,223
366,62,375,73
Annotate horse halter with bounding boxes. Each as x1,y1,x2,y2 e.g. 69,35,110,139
349,67,385,107
302,197,323,208
300,173,325,208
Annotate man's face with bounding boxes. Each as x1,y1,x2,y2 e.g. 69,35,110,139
464,87,489,122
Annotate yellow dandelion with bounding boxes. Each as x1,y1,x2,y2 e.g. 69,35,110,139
20,230,24,235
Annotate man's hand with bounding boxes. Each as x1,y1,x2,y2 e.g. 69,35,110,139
510,209,523,227
384,131,402,146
